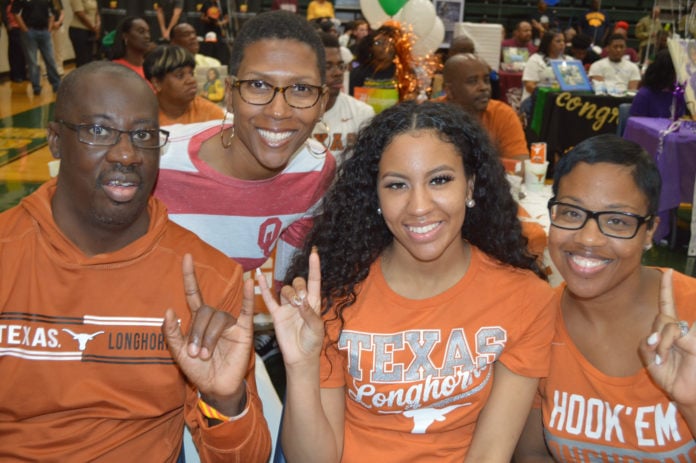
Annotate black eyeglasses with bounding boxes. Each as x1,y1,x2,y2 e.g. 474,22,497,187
57,120,169,149
548,199,653,239
231,78,325,109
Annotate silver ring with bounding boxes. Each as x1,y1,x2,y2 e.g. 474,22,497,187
678,320,690,338
291,295,302,306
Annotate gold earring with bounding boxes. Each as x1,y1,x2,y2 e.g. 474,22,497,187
220,110,234,149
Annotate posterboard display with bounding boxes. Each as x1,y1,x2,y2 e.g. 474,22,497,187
453,22,502,71
434,0,464,45
195,65,228,105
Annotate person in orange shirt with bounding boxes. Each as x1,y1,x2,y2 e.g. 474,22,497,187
144,45,224,126
0,61,270,462
515,135,696,461
260,101,555,462
443,53,529,161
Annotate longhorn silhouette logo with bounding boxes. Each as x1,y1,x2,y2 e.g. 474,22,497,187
62,329,105,351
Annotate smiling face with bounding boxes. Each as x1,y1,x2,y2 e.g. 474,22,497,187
154,65,198,106
549,162,656,300
49,69,160,244
226,38,326,179
377,130,473,267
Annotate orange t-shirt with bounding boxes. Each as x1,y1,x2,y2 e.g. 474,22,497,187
160,95,224,126
538,272,696,461
480,99,529,159
320,246,556,462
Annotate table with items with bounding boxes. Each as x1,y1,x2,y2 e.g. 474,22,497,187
623,117,696,249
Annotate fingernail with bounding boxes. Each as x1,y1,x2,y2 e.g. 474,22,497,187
311,245,318,254
655,354,662,365
647,332,659,346
255,268,263,279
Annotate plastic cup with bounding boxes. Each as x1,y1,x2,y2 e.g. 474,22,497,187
524,160,549,192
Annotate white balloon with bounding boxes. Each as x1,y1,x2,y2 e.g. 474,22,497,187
360,0,403,28
400,0,436,39
412,16,445,57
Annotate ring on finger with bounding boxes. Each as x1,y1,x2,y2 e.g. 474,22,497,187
291,295,303,306
678,320,690,338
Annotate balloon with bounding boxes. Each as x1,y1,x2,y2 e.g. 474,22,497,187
378,0,408,16
360,0,402,27
412,17,445,57
400,0,436,38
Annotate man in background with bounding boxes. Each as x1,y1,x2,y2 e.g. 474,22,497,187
155,0,183,42
589,34,641,92
171,22,222,68
443,53,528,161
11,0,62,95
502,20,537,55
314,33,375,163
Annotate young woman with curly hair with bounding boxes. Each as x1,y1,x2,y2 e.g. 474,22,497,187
260,100,556,462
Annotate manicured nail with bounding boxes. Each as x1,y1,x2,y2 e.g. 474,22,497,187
647,332,659,346
655,354,662,365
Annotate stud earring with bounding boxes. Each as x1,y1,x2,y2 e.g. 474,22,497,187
377,207,382,215
466,198,476,208
644,243,653,251
219,110,234,149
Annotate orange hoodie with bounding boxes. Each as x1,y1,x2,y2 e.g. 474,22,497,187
0,179,270,462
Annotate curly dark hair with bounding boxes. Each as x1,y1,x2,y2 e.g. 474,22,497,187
228,10,326,84
285,100,545,337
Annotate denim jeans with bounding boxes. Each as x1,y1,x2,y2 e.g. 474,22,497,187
21,28,61,93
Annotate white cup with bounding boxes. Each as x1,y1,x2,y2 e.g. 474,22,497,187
592,80,606,95
506,173,523,199
524,160,549,192
48,159,60,178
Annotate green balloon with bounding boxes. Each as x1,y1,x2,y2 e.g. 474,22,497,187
378,0,407,16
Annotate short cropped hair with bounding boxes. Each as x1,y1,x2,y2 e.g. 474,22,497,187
553,134,661,216
229,10,326,84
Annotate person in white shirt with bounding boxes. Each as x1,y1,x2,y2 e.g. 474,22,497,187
588,34,641,93
314,33,375,164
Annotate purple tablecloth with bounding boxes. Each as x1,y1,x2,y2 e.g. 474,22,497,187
623,117,696,242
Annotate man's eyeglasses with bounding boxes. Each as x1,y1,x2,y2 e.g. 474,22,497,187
57,120,169,149
231,78,325,109
326,62,347,72
548,199,653,239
